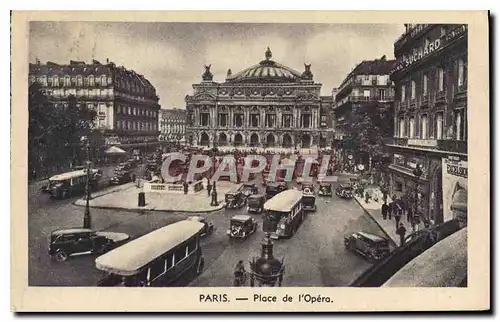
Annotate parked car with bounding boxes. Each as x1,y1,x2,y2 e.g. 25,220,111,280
318,182,333,197
186,216,214,237
344,231,391,262
241,182,259,198
110,170,136,185
225,188,247,209
302,193,316,212
115,162,131,171
265,182,287,199
226,215,258,239
247,194,266,214
49,228,129,262
336,184,354,199
301,182,315,195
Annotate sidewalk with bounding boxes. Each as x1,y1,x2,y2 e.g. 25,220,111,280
353,186,399,246
74,181,239,213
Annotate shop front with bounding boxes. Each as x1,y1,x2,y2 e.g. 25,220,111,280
388,149,467,226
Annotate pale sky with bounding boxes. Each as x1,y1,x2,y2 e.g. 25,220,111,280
29,22,405,109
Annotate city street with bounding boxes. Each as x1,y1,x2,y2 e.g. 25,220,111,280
29,173,393,287
192,175,393,287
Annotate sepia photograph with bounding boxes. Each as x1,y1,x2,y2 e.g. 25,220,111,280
11,11,489,312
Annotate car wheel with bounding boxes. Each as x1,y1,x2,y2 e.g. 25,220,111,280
99,243,113,254
344,240,351,250
54,250,68,262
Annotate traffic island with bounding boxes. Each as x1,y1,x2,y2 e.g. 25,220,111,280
73,181,241,213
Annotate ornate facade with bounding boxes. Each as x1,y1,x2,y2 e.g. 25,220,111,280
159,108,186,144
387,24,468,225
185,48,334,149
29,59,161,150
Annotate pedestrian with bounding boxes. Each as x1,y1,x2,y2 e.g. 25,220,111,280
395,204,402,229
381,201,389,220
382,190,388,204
183,181,189,195
396,223,407,246
207,179,212,197
364,191,370,204
407,206,414,223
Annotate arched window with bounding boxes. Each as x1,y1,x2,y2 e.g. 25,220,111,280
89,75,95,86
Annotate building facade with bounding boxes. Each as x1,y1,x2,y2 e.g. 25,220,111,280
159,108,186,145
334,56,396,141
333,56,396,167
29,59,161,150
386,24,468,225
185,48,334,149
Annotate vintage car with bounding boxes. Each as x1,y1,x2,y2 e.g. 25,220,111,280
247,194,266,214
336,184,354,199
318,182,333,197
301,182,315,195
241,182,259,198
115,162,131,172
49,228,129,262
302,191,316,212
225,188,247,209
110,170,136,185
344,231,391,262
186,216,214,237
125,158,138,168
265,182,288,199
226,215,258,239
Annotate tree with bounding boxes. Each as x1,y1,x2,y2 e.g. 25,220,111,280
344,102,393,171
28,83,97,178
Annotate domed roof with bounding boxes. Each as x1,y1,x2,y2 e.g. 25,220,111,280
226,47,302,83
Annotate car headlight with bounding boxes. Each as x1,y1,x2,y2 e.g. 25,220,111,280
280,224,286,229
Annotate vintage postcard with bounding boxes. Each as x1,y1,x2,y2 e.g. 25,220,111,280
11,11,490,312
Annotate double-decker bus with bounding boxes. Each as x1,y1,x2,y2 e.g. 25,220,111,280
263,189,304,239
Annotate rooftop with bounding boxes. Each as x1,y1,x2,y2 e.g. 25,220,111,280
338,56,396,89
225,47,307,84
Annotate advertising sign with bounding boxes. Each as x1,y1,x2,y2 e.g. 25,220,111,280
442,156,468,222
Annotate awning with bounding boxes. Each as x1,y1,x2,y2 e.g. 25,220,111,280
105,146,127,154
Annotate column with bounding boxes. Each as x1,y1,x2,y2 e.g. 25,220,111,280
245,108,249,128
229,107,233,128
277,108,282,128
297,108,302,128
260,107,265,128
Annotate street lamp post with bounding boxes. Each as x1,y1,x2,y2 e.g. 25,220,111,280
81,136,92,229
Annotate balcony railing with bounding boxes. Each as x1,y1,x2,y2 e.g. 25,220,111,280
420,95,429,107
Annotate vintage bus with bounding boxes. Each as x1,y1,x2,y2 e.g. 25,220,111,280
263,189,304,239
43,168,101,199
95,220,205,287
